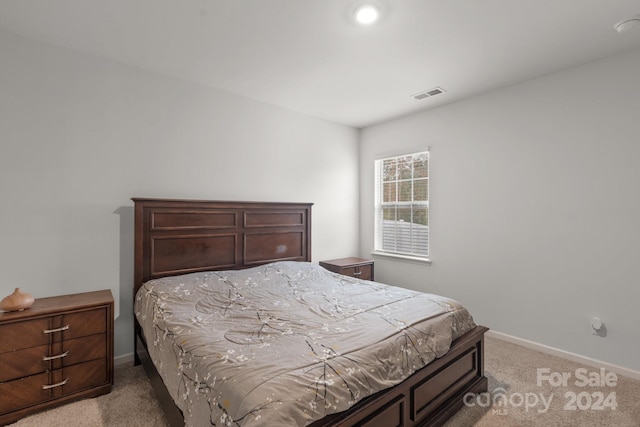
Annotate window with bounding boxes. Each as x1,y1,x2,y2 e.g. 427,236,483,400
374,151,429,260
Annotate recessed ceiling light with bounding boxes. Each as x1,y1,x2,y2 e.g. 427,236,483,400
614,17,640,33
354,5,380,25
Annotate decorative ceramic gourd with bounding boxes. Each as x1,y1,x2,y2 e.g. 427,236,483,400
0,288,35,312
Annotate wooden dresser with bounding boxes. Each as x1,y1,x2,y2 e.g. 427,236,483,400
0,290,114,425
319,257,374,281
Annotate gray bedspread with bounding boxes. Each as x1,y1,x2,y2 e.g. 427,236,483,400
135,261,476,426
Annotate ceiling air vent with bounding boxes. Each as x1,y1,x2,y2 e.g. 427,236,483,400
412,87,446,100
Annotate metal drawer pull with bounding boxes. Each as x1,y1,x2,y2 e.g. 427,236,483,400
353,271,362,276
42,378,69,390
43,351,69,361
43,325,70,334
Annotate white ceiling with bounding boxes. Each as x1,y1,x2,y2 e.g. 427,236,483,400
1,1,640,128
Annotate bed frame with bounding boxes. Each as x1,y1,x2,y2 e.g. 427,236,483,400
132,198,488,427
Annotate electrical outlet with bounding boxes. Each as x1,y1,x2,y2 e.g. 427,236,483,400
591,317,607,337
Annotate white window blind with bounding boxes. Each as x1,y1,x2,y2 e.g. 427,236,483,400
374,151,429,259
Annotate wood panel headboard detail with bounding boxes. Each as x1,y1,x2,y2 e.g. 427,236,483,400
133,198,312,295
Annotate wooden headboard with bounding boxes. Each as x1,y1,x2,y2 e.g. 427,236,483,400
132,198,312,295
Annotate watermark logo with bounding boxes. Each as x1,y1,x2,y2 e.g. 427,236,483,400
464,387,553,414
537,367,618,411
464,368,618,415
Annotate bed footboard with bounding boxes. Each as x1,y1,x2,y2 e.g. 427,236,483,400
136,324,487,427
309,325,489,427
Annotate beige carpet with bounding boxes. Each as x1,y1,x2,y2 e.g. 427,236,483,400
10,336,640,426
446,337,640,426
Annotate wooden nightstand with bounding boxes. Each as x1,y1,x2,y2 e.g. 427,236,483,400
319,257,374,281
0,290,114,425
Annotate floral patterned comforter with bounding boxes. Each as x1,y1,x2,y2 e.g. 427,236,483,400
135,261,476,426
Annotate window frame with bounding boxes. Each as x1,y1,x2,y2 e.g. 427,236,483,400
373,150,430,262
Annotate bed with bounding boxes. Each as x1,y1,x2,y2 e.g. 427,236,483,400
132,198,488,427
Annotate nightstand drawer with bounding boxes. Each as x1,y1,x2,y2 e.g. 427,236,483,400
340,264,373,280
320,257,375,281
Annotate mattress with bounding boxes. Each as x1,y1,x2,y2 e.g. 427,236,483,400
135,261,476,426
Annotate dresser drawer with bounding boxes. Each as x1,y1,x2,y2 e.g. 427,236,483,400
0,318,51,353
61,308,107,341
0,334,107,382
0,372,51,415
60,333,107,367
0,345,49,382
53,358,108,397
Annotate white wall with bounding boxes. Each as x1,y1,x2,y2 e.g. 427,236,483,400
0,31,360,358
360,48,640,372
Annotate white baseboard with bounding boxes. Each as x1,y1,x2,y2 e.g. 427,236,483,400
114,352,135,366
486,330,640,381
